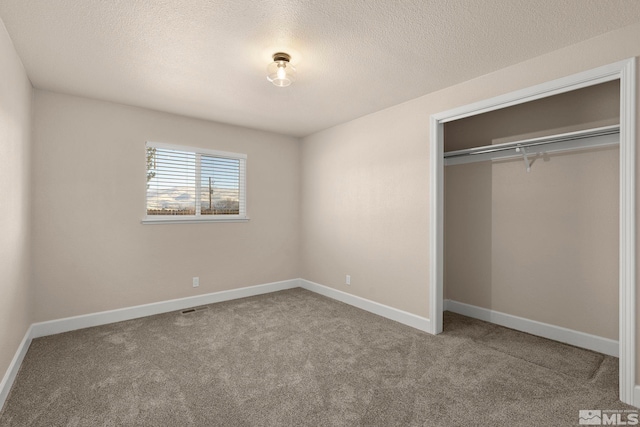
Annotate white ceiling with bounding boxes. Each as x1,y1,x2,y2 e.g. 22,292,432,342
1,1,640,137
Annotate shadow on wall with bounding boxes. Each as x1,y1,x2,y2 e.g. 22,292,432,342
444,160,493,308
441,79,621,340
443,142,620,340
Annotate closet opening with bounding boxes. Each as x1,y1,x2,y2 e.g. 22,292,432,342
443,80,620,355
429,59,636,405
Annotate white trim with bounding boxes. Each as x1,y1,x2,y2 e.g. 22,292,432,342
146,141,247,160
430,58,636,404
433,59,628,124
30,279,299,338
2,279,298,411
618,57,637,405
429,114,444,335
141,216,250,224
0,326,33,411
145,142,248,223
2,278,431,411
299,279,431,332
444,300,618,357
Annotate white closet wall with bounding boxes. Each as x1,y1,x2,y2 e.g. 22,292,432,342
444,80,620,340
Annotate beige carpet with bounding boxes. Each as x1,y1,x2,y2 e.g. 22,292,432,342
0,288,633,426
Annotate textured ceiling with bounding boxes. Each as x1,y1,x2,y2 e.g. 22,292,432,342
1,1,640,137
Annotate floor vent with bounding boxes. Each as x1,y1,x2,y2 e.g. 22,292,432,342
181,306,209,315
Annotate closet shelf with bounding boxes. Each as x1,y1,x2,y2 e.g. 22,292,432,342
444,124,619,167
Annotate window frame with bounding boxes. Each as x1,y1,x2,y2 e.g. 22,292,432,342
142,141,249,224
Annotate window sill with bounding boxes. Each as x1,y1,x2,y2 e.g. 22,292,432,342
141,216,250,225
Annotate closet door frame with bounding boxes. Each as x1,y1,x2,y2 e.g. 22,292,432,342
429,58,636,405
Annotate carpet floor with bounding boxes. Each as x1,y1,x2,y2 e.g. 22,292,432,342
0,288,633,426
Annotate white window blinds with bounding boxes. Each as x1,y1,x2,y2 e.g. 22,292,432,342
145,141,247,222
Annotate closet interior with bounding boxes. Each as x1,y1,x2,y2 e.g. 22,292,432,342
442,80,621,349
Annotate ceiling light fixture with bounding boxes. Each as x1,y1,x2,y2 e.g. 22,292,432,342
267,52,296,87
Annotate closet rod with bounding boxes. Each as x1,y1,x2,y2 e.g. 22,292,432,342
444,124,619,159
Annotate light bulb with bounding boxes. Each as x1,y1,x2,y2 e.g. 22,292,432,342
277,64,287,80
267,52,296,87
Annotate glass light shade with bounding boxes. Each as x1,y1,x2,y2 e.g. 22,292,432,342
267,56,296,87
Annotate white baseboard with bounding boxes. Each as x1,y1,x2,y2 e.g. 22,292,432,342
299,279,431,332
0,325,33,411
1,279,300,411
3,282,622,413
2,278,431,412
31,279,300,338
444,299,619,357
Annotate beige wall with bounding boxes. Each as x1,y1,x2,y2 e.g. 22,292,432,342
444,80,620,151
445,147,619,339
4,13,640,390
301,100,431,316
32,91,300,322
444,81,620,340
0,23,32,383
300,22,640,354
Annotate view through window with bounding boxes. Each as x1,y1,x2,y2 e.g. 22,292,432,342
145,142,247,220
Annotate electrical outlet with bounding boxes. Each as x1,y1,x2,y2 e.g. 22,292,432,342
192,277,199,288
345,275,351,285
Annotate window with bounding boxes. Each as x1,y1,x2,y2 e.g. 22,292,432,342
143,141,247,223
